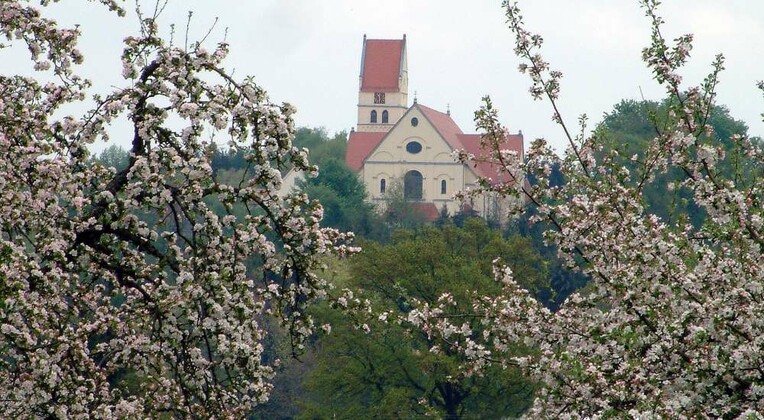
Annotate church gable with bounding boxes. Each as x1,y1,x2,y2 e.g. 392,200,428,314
365,104,460,165
359,104,472,211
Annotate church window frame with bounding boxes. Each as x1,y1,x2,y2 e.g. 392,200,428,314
406,141,422,154
441,179,447,195
380,178,386,194
370,110,377,123
382,110,389,123
374,92,386,104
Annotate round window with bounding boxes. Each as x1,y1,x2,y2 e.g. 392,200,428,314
411,117,419,127
406,141,422,154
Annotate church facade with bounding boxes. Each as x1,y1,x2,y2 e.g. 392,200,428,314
346,35,525,220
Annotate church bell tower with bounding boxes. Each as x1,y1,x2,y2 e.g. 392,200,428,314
356,35,408,132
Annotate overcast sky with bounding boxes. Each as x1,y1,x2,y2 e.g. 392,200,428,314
22,1,764,153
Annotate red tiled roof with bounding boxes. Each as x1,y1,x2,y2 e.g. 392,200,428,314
410,202,440,221
458,133,524,184
345,131,386,171
417,104,465,150
361,38,404,92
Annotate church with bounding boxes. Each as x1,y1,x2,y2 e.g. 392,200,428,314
345,35,525,220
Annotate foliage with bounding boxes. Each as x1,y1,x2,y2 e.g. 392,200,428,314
299,158,388,241
95,144,130,172
507,211,589,309
411,0,764,417
596,98,757,226
301,220,547,418
380,178,428,229
293,127,348,168
0,2,354,417
208,142,251,173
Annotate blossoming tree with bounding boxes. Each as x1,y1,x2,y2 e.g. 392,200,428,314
0,1,353,417
410,0,764,417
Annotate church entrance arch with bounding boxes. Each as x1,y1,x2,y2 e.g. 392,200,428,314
404,170,423,201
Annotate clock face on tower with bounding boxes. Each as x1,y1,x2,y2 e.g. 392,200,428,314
374,92,386,104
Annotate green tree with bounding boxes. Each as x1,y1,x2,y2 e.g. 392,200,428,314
300,220,548,418
380,178,428,230
306,158,366,204
94,144,130,171
293,127,348,167
300,158,389,240
595,99,755,226
209,142,250,173
293,127,330,152
507,209,589,309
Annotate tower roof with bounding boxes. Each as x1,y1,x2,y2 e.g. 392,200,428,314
360,37,405,92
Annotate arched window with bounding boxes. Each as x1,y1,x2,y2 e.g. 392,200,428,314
441,179,447,194
380,178,386,194
382,110,389,124
404,170,423,201
370,110,377,123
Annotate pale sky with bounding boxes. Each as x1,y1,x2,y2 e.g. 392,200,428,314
13,1,764,153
